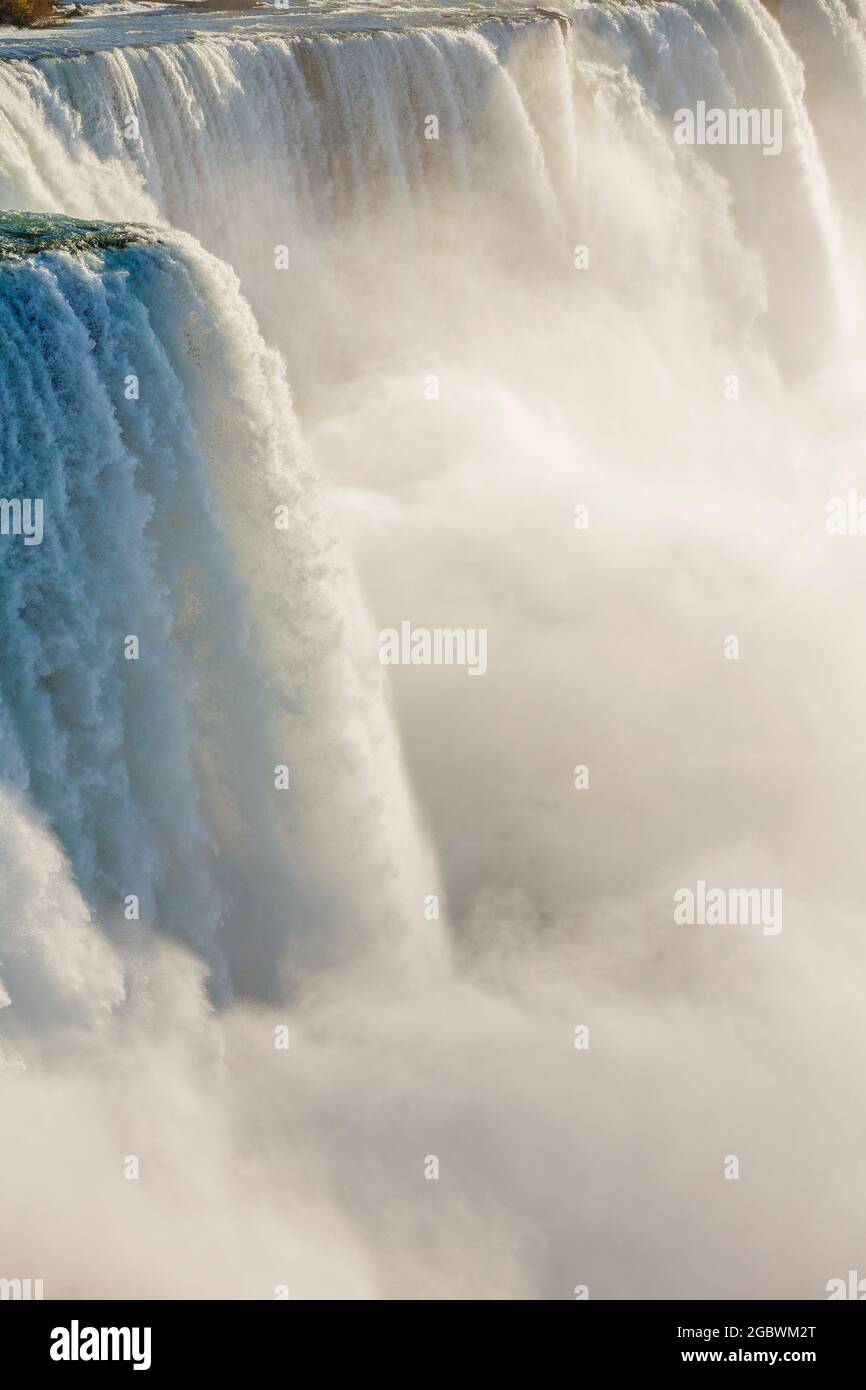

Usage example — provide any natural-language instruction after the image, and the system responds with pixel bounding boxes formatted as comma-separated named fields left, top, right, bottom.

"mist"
left=1, top=0, right=865, bottom=1298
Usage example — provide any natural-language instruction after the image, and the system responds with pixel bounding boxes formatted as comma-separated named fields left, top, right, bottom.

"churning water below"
left=1, top=0, right=865, bottom=1298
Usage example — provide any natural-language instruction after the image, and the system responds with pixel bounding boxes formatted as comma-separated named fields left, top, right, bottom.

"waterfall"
left=0, top=216, right=444, bottom=1000
left=1, top=8, right=857, bottom=389
left=2, top=0, right=866, bottom=1299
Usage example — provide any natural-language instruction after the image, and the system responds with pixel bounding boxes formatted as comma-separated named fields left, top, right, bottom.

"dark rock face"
left=0, top=0, right=59, bottom=28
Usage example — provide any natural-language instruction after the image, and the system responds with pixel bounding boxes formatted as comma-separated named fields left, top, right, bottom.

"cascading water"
left=2, top=0, right=866, bottom=1299
left=0, top=6, right=856, bottom=382
left=0, top=212, right=446, bottom=1001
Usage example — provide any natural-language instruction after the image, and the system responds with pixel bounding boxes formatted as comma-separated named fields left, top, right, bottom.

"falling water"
left=2, top=0, right=866, bottom=1298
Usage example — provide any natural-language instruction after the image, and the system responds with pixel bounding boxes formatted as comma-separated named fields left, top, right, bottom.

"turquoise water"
left=0, top=208, right=149, bottom=254
left=5, top=0, right=866, bottom=1301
